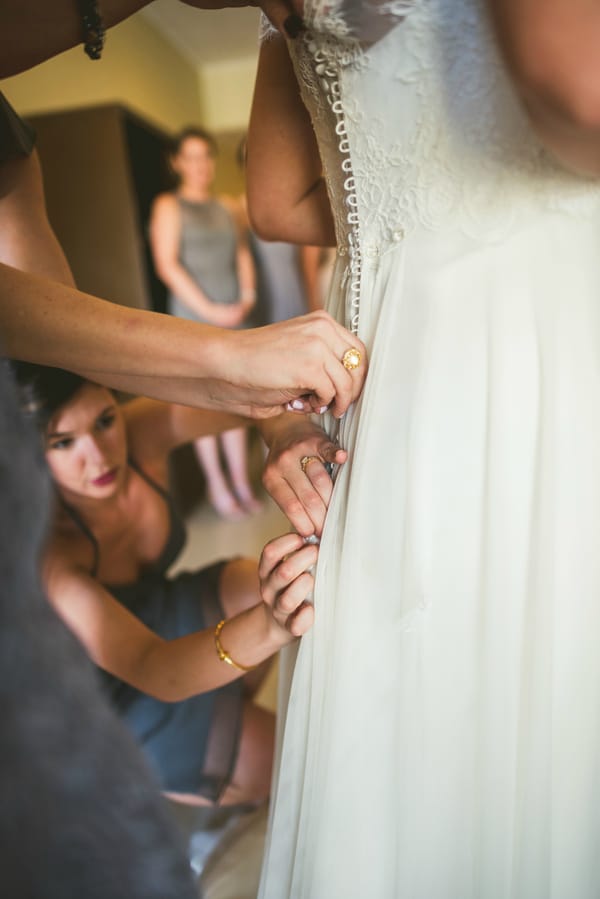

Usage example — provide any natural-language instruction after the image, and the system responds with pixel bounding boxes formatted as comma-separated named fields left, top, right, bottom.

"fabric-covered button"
left=392, top=227, right=405, bottom=242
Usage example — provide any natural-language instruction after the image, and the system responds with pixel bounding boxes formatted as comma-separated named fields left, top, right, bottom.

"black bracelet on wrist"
left=78, top=0, right=106, bottom=60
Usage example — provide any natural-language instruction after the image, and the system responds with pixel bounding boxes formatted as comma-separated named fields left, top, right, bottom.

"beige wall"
left=0, top=15, right=202, bottom=134
left=197, top=55, right=258, bottom=132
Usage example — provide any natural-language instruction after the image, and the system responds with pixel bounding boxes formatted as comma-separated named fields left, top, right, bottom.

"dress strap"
left=127, top=457, right=187, bottom=573
left=58, top=495, right=100, bottom=578
left=128, top=456, right=171, bottom=501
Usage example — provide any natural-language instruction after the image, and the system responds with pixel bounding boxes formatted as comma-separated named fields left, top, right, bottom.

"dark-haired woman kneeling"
left=11, top=362, right=315, bottom=807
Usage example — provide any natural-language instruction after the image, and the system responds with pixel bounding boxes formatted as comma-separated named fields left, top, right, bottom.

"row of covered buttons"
left=338, top=227, right=405, bottom=257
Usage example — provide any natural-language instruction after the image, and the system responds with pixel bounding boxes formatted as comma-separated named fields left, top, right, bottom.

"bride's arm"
left=247, top=34, right=337, bottom=247
left=489, top=0, right=600, bottom=177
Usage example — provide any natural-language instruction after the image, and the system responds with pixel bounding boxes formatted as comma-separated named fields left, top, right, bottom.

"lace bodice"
left=290, top=0, right=600, bottom=261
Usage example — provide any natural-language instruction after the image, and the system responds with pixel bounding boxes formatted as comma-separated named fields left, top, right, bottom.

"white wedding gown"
left=259, top=2, right=600, bottom=896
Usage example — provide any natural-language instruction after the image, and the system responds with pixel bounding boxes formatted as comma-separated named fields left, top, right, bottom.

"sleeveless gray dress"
left=249, top=233, right=308, bottom=324
left=167, top=196, right=240, bottom=324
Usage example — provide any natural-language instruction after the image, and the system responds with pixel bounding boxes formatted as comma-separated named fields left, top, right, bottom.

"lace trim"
left=258, top=12, right=278, bottom=44
left=303, top=33, right=362, bottom=334
left=305, top=0, right=414, bottom=46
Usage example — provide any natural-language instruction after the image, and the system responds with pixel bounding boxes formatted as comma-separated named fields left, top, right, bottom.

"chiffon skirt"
left=259, top=213, right=600, bottom=898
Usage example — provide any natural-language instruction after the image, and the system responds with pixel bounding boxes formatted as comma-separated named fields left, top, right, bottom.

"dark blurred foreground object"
left=0, top=360, right=197, bottom=899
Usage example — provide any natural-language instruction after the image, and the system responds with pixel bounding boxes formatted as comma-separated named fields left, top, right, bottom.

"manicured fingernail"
left=289, top=399, right=305, bottom=411
left=317, top=405, right=329, bottom=414
left=284, top=14, right=305, bottom=39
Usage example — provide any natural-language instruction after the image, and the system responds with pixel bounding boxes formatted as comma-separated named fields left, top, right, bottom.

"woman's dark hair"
left=170, top=126, right=218, bottom=158
left=6, top=361, right=87, bottom=432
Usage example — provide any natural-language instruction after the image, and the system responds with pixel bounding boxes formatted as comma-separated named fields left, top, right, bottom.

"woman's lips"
left=91, top=468, right=118, bottom=487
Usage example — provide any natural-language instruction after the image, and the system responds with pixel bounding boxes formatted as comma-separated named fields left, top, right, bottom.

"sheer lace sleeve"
left=305, top=0, right=415, bottom=47
left=260, top=1, right=413, bottom=47
left=258, top=12, right=279, bottom=44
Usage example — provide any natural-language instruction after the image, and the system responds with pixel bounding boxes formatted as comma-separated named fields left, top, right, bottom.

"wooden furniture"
left=28, top=103, right=172, bottom=312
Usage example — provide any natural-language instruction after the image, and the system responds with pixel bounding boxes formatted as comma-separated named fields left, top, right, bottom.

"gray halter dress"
left=167, top=197, right=242, bottom=325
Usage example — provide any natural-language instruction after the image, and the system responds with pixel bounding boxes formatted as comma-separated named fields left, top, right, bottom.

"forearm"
left=139, top=603, right=286, bottom=701
left=175, top=405, right=249, bottom=438
left=0, top=0, right=149, bottom=77
left=247, top=35, right=336, bottom=245
left=123, top=397, right=251, bottom=461
left=0, top=263, right=232, bottom=402
left=490, top=0, right=600, bottom=176
left=258, top=409, right=318, bottom=449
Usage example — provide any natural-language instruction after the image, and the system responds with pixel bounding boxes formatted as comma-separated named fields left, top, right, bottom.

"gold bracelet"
left=214, top=619, right=259, bottom=673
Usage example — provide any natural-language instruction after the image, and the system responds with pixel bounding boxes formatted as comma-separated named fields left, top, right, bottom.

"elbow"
left=247, top=197, right=285, bottom=242
left=153, top=261, right=175, bottom=288
left=151, top=686, right=181, bottom=704
left=145, top=676, right=189, bottom=704
left=246, top=171, right=292, bottom=241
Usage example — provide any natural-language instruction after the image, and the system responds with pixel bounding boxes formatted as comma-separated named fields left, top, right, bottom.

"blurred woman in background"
left=150, top=128, right=262, bottom=520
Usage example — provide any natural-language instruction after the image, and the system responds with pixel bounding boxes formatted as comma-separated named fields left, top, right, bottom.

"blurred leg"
left=165, top=559, right=275, bottom=807
left=220, top=427, right=263, bottom=514
left=218, top=700, right=275, bottom=805
left=194, top=433, right=245, bottom=520
left=165, top=699, right=275, bottom=808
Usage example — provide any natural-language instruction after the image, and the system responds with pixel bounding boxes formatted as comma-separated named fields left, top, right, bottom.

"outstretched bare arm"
left=0, top=147, right=365, bottom=417
left=0, top=0, right=305, bottom=78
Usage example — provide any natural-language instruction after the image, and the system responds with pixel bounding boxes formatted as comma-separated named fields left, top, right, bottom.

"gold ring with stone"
left=342, top=347, right=362, bottom=371
left=300, top=455, right=321, bottom=474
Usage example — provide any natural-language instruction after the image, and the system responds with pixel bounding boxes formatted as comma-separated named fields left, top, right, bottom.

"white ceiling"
left=141, top=1, right=261, bottom=66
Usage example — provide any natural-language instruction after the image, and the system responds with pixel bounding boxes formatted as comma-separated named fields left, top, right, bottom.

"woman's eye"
left=96, top=413, right=115, bottom=431
left=48, top=438, right=73, bottom=451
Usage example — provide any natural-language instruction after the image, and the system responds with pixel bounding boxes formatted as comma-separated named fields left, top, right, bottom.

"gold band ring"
left=300, top=455, right=321, bottom=474
left=342, top=347, right=362, bottom=371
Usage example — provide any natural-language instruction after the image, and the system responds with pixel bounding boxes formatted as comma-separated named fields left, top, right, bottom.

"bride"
left=249, top=1, right=600, bottom=896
